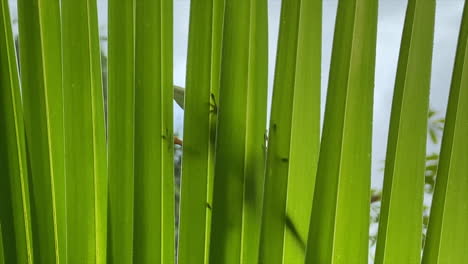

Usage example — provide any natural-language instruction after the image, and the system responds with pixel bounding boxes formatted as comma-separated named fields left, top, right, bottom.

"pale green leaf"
left=174, top=85, right=185, bottom=109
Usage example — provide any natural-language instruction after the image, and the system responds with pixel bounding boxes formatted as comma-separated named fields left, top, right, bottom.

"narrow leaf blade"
left=375, top=1, right=436, bottom=263
left=0, top=0, right=33, bottom=262
left=178, top=0, right=224, bottom=263
left=17, top=0, right=65, bottom=261
left=61, top=0, right=108, bottom=261
left=107, top=0, right=135, bottom=262
left=305, top=0, right=378, bottom=262
left=259, top=0, right=321, bottom=263
left=133, top=0, right=174, bottom=262
left=208, top=0, right=268, bottom=262
left=422, top=2, right=468, bottom=263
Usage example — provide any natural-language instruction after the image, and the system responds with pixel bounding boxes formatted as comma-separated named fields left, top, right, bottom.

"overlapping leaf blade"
left=208, top=0, right=268, bottom=262
left=422, top=2, right=468, bottom=263
left=107, top=0, right=135, bottom=262
left=16, top=0, right=65, bottom=262
left=133, top=0, right=174, bottom=263
left=305, top=0, right=378, bottom=263
left=259, top=0, right=321, bottom=263
left=0, top=0, right=33, bottom=262
left=178, top=0, right=224, bottom=263
left=375, top=1, right=436, bottom=263
left=61, top=0, right=108, bottom=262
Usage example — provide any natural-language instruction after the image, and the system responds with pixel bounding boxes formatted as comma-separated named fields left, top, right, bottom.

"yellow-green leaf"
left=133, top=0, right=174, bottom=262
left=259, top=0, right=321, bottom=263
left=422, top=2, right=468, bottom=263
left=61, top=0, right=108, bottom=262
left=208, top=0, right=268, bottom=262
left=375, top=1, right=436, bottom=263
left=178, top=0, right=223, bottom=263
left=305, top=0, right=378, bottom=263
left=107, top=0, right=135, bottom=262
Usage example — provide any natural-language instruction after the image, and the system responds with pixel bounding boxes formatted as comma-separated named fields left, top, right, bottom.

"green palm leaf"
left=16, top=0, right=65, bottom=262
left=133, top=0, right=174, bottom=262
left=61, top=0, right=107, bottom=262
left=178, top=0, right=223, bottom=263
left=375, top=1, right=436, bottom=263
left=208, top=0, right=268, bottom=262
left=259, top=0, right=321, bottom=263
left=0, top=0, right=33, bottom=262
left=107, top=0, right=135, bottom=262
left=305, top=0, right=378, bottom=263
left=422, top=2, right=468, bottom=263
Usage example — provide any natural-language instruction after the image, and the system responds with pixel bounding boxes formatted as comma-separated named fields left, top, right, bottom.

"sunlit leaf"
left=423, top=2, right=468, bottom=263
left=259, top=0, right=321, bottom=263
left=107, top=0, right=135, bottom=262
left=178, top=0, right=223, bottom=263
left=305, top=0, right=378, bottom=263
left=61, top=0, right=107, bottom=261
left=134, top=0, right=174, bottom=262
left=375, top=0, right=436, bottom=263
left=209, top=0, right=268, bottom=262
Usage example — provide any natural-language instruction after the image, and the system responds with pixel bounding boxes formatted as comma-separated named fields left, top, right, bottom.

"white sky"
left=7, top=0, right=465, bottom=188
